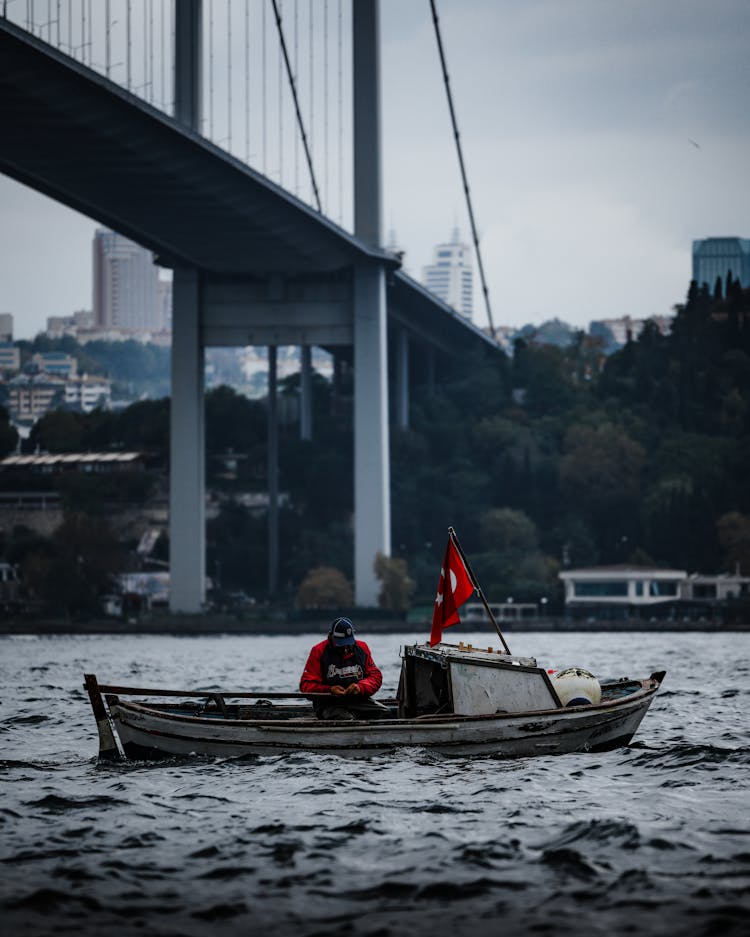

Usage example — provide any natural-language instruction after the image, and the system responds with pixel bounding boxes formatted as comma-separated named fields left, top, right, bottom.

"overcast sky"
left=1, top=0, right=749, bottom=339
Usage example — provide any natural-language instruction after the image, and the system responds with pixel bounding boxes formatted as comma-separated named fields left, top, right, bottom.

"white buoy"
left=552, top=668, right=602, bottom=707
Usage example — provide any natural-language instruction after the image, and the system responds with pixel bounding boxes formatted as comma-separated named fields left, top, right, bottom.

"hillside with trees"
left=2, top=278, right=748, bottom=616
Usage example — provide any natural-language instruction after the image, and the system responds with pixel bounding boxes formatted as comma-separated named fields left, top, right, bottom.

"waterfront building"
left=692, top=237, right=750, bottom=290
left=423, top=228, right=474, bottom=320
left=559, top=566, right=750, bottom=619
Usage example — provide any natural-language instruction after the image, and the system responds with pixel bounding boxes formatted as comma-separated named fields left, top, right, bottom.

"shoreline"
left=1, top=616, right=747, bottom=636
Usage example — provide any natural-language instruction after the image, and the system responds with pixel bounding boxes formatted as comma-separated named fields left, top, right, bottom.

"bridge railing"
left=3, top=0, right=353, bottom=227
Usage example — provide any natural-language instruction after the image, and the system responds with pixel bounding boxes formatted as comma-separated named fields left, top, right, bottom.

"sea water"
left=1, top=631, right=748, bottom=936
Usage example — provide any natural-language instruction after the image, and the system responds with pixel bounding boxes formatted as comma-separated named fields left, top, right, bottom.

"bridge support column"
left=395, top=327, right=409, bottom=430
left=354, top=263, right=391, bottom=606
left=267, top=345, right=279, bottom=596
left=353, top=0, right=390, bottom=606
left=169, top=267, right=205, bottom=612
left=300, top=345, right=313, bottom=441
left=174, top=0, right=202, bottom=130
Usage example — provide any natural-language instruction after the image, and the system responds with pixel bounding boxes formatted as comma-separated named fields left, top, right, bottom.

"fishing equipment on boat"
left=552, top=668, right=602, bottom=707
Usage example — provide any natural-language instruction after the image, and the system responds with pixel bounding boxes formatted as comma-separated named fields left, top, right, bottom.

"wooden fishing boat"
left=84, top=642, right=666, bottom=761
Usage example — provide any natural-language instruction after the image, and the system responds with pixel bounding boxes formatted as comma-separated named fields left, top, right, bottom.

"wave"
left=24, top=794, right=127, bottom=812
left=625, top=742, right=750, bottom=770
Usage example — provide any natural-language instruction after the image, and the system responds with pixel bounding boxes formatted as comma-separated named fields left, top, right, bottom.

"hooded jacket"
left=299, top=639, right=382, bottom=697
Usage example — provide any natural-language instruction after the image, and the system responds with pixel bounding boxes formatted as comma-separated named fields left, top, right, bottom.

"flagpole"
left=448, top=527, right=511, bottom=654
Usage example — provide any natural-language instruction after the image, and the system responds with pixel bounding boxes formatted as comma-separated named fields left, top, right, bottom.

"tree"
left=28, top=409, right=86, bottom=452
left=0, top=405, right=18, bottom=458
left=296, top=566, right=353, bottom=608
left=374, top=553, right=415, bottom=612
left=717, top=512, right=750, bottom=575
left=21, top=513, right=125, bottom=616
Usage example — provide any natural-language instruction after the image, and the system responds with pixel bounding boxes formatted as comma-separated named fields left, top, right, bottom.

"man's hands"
left=330, top=683, right=361, bottom=696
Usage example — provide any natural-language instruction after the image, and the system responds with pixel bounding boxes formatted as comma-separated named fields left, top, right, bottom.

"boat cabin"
left=398, top=643, right=562, bottom=718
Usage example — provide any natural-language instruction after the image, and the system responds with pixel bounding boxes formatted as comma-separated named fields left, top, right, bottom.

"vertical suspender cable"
left=160, top=0, right=165, bottom=108
left=246, top=0, right=251, bottom=161
left=227, top=0, right=232, bottom=151
left=209, top=0, right=214, bottom=138
left=105, top=0, right=110, bottom=77
left=294, top=0, right=299, bottom=193
left=308, top=0, right=313, bottom=204
left=262, top=0, right=267, bottom=173
left=337, top=0, right=342, bottom=225
left=323, top=0, right=328, bottom=214
left=126, top=0, right=131, bottom=89
left=429, top=0, right=497, bottom=340
left=142, top=0, right=147, bottom=93
left=170, top=0, right=175, bottom=114
left=149, top=0, right=154, bottom=102
left=270, top=0, right=321, bottom=212
left=278, top=0, right=283, bottom=184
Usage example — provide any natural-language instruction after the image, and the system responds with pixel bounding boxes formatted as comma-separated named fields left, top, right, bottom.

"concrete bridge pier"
left=169, top=267, right=206, bottom=611
left=353, top=0, right=390, bottom=606
left=169, top=0, right=205, bottom=613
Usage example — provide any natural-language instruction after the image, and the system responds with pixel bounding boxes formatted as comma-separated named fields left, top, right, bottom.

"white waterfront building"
left=559, top=566, right=749, bottom=614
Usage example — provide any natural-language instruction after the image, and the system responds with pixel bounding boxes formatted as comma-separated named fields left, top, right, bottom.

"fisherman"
left=299, top=617, right=386, bottom=720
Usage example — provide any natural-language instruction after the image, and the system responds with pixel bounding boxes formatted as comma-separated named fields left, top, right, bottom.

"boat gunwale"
left=106, top=674, right=662, bottom=731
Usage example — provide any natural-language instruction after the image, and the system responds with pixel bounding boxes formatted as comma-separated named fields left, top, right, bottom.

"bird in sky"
left=688, top=139, right=701, bottom=149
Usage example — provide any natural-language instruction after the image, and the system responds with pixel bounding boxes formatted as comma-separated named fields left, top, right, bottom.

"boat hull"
left=108, top=678, right=661, bottom=760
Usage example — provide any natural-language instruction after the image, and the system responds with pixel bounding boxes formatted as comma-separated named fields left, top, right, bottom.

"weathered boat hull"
left=106, top=675, right=663, bottom=760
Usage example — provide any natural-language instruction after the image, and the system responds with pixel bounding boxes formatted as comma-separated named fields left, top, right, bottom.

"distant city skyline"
left=1, top=0, right=749, bottom=339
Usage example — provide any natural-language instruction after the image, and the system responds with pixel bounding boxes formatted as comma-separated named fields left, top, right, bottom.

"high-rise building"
left=423, top=228, right=473, bottom=320
left=692, top=237, right=750, bottom=290
left=0, top=313, right=13, bottom=341
left=92, top=229, right=169, bottom=333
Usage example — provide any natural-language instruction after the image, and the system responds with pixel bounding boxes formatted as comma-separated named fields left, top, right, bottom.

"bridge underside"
left=0, top=18, right=495, bottom=354
left=0, top=18, right=501, bottom=608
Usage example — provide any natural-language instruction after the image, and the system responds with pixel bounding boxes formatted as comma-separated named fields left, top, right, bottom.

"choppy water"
left=1, top=630, right=748, bottom=937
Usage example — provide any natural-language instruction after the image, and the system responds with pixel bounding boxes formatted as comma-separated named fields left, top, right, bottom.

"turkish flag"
left=430, top=538, right=475, bottom=646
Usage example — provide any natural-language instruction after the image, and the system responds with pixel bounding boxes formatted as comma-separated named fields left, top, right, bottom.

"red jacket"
left=299, top=639, right=382, bottom=697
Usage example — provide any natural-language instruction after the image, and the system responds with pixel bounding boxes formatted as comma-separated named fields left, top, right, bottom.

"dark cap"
left=329, top=617, right=356, bottom=647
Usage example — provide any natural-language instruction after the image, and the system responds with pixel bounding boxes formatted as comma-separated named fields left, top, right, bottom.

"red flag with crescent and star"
left=430, top=537, right=475, bottom=646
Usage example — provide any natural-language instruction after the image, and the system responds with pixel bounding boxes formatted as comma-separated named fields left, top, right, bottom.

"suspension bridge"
left=0, top=0, right=500, bottom=611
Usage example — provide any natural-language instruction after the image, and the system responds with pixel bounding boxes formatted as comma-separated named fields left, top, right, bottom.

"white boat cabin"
left=398, top=643, right=562, bottom=718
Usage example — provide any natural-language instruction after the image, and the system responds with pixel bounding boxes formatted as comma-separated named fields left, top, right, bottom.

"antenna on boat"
left=449, top=527, right=511, bottom=654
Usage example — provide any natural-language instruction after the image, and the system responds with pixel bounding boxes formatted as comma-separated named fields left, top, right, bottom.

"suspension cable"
left=244, top=0, right=250, bottom=162
left=337, top=0, right=342, bottom=224
left=227, top=0, right=232, bottom=151
left=429, top=0, right=497, bottom=340
left=270, top=0, right=322, bottom=212
left=294, top=0, right=299, bottom=193
left=323, top=0, right=329, bottom=214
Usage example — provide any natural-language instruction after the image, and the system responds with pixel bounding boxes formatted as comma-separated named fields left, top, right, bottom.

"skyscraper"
left=92, top=229, right=168, bottom=333
left=423, top=228, right=474, bottom=320
left=692, top=237, right=750, bottom=290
